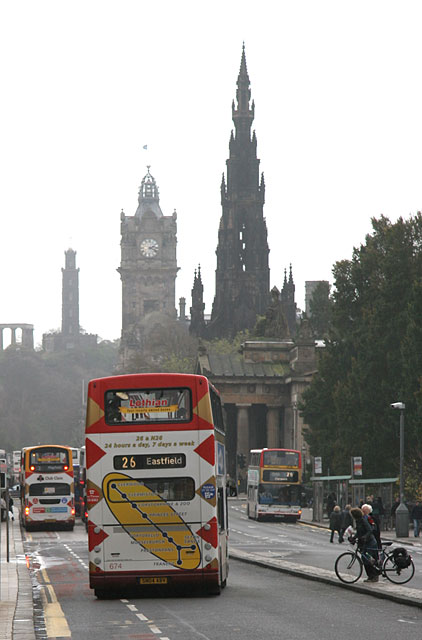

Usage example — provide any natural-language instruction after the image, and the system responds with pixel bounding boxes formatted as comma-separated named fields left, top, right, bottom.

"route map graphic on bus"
left=102, top=472, right=201, bottom=570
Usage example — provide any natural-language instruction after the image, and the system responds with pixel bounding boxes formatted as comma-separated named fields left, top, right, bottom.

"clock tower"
left=118, top=167, right=178, bottom=369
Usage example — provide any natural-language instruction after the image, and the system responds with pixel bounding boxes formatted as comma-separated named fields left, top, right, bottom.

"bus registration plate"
left=139, top=577, right=168, bottom=584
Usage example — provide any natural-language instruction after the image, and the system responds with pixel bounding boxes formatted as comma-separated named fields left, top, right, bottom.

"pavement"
left=1, top=507, right=422, bottom=640
left=0, top=514, right=35, bottom=640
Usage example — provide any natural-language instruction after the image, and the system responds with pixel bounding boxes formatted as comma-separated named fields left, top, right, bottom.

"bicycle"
left=335, top=540, right=415, bottom=585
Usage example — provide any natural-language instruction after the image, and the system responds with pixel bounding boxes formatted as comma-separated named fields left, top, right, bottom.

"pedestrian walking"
left=329, top=505, right=343, bottom=543
left=350, top=507, right=379, bottom=583
left=339, top=504, right=353, bottom=542
left=391, top=497, right=400, bottom=527
left=411, top=501, right=422, bottom=537
left=8, top=495, right=14, bottom=521
left=326, top=492, right=336, bottom=517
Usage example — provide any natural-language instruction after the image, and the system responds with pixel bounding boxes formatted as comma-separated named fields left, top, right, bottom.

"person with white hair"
left=350, top=507, right=379, bottom=583
left=362, top=503, right=381, bottom=550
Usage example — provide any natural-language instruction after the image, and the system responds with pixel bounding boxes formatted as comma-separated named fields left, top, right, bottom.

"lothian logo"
left=37, top=475, right=44, bottom=482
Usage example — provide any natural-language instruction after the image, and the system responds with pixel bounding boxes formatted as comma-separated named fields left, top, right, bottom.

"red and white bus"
left=20, top=445, right=75, bottom=530
left=85, top=373, right=228, bottom=598
left=247, top=448, right=302, bottom=522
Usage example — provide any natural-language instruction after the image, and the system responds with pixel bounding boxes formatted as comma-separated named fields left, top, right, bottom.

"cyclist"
left=350, top=507, right=379, bottom=583
left=362, top=503, right=382, bottom=549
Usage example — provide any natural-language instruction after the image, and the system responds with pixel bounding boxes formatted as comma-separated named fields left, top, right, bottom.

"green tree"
left=0, top=341, right=119, bottom=452
left=301, top=213, right=422, bottom=483
left=308, top=281, right=333, bottom=339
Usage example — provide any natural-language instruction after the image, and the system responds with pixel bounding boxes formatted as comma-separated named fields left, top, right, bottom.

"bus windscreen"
left=105, top=388, right=191, bottom=424
left=29, top=447, right=70, bottom=472
left=262, top=450, right=299, bottom=467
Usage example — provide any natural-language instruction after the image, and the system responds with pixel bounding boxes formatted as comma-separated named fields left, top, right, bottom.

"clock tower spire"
left=118, top=167, right=178, bottom=370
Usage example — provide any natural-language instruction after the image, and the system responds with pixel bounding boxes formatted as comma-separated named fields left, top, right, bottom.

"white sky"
left=2, top=1, right=422, bottom=348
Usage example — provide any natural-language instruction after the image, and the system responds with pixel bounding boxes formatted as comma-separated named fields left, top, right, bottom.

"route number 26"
left=122, top=456, right=137, bottom=469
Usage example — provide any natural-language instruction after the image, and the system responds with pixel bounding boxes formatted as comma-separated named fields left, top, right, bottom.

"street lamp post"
left=391, top=402, right=409, bottom=537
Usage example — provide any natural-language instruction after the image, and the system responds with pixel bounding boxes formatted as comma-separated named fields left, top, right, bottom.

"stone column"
left=236, top=405, right=250, bottom=493
left=266, top=407, right=280, bottom=448
left=283, top=406, right=294, bottom=449
left=11, top=328, right=16, bottom=345
left=22, top=327, right=34, bottom=350
left=236, top=405, right=250, bottom=455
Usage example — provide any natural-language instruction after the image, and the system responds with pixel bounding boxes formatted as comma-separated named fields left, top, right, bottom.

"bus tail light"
left=29, top=465, right=35, bottom=471
left=25, top=506, right=30, bottom=516
left=64, top=465, right=69, bottom=471
left=71, top=508, right=75, bottom=516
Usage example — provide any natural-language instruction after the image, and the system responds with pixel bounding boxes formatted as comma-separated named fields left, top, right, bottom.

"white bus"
left=20, top=445, right=75, bottom=530
left=85, top=373, right=228, bottom=598
left=247, top=448, right=303, bottom=522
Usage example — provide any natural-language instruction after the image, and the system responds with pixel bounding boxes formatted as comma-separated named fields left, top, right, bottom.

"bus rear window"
left=106, top=477, right=195, bottom=502
left=29, top=483, right=71, bottom=497
left=105, top=388, right=191, bottom=425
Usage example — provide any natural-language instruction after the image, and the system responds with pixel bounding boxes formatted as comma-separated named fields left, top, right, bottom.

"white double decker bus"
left=20, top=445, right=75, bottom=530
left=85, top=373, right=228, bottom=598
left=247, top=448, right=303, bottom=522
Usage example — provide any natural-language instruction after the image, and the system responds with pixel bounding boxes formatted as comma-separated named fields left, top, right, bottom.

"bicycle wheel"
left=335, top=551, right=363, bottom=584
left=382, top=553, right=415, bottom=584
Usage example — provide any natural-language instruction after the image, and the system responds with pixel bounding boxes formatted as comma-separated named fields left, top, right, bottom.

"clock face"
left=140, top=238, right=159, bottom=258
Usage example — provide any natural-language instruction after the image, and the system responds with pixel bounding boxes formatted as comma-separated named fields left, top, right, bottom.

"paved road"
left=21, top=520, right=422, bottom=640
left=228, top=498, right=422, bottom=591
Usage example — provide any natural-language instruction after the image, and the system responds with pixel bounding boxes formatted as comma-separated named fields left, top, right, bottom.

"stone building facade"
left=118, top=167, right=178, bottom=370
left=196, top=329, right=318, bottom=490
left=0, top=324, right=34, bottom=350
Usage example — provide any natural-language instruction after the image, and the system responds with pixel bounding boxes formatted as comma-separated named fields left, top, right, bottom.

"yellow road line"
left=40, top=568, right=71, bottom=637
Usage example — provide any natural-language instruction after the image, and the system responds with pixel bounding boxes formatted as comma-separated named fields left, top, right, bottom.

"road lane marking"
left=127, top=604, right=138, bottom=611
left=136, top=613, right=148, bottom=621
left=149, top=624, right=162, bottom=634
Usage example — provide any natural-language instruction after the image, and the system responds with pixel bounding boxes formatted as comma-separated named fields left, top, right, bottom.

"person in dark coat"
left=411, top=501, right=422, bottom=537
left=391, top=497, right=400, bottom=527
left=339, top=504, right=353, bottom=543
left=362, top=503, right=381, bottom=550
left=326, top=492, right=336, bottom=517
left=350, top=507, right=379, bottom=582
left=372, top=496, right=385, bottom=531
left=329, top=505, right=343, bottom=543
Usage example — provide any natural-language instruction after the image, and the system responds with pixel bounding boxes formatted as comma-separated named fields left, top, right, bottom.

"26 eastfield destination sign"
left=114, top=453, right=186, bottom=470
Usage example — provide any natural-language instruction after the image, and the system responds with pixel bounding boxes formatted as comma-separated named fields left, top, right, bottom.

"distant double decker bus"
left=85, top=373, right=228, bottom=598
left=247, top=448, right=302, bottom=522
left=20, top=445, right=75, bottom=530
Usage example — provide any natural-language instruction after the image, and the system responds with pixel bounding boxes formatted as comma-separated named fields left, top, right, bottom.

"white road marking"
left=398, top=619, right=416, bottom=624
left=136, top=613, right=148, bottom=621
left=127, top=604, right=138, bottom=611
left=149, top=624, right=162, bottom=633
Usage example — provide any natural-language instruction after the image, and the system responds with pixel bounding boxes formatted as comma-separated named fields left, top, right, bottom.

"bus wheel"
left=209, top=584, right=221, bottom=596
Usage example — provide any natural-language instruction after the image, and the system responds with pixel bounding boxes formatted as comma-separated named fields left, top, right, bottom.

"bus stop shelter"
left=311, top=475, right=351, bottom=523
left=349, top=477, right=398, bottom=530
